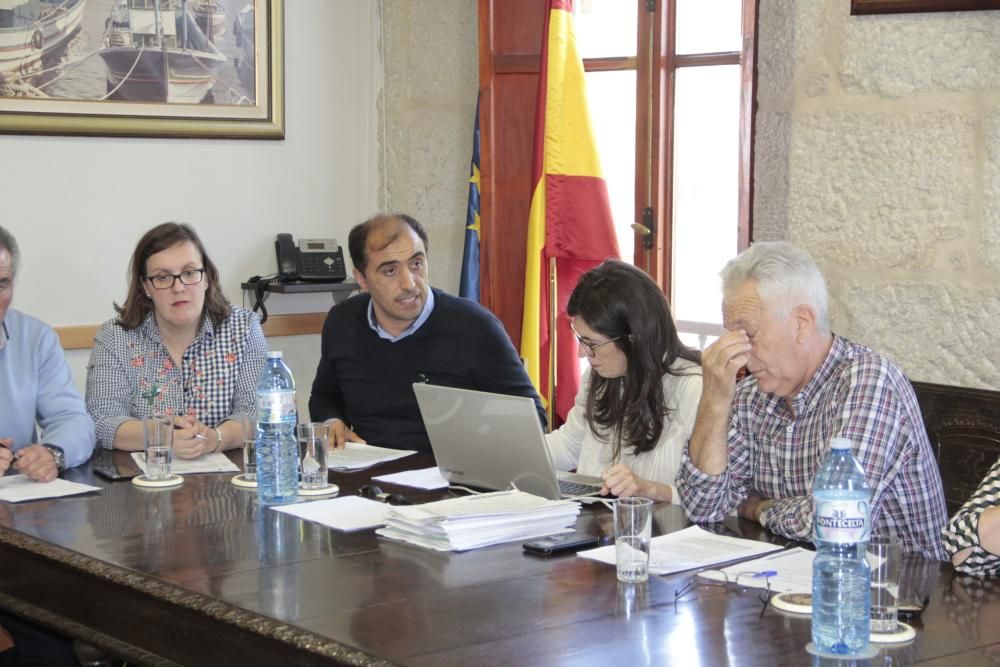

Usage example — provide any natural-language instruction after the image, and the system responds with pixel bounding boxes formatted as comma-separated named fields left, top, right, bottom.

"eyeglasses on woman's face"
left=145, top=268, right=205, bottom=290
left=570, top=323, right=621, bottom=358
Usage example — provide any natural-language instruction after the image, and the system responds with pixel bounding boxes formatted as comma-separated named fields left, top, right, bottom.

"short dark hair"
left=115, top=222, right=231, bottom=330
left=348, top=213, right=429, bottom=274
left=0, top=225, right=20, bottom=279
left=567, top=260, right=700, bottom=458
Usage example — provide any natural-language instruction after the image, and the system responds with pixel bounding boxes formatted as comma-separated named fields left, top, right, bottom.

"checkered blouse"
left=86, top=306, right=267, bottom=448
left=943, top=456, right=1000, bottom=577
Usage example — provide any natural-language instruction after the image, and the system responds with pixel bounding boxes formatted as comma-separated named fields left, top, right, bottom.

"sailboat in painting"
left=99, top=0, right=226, bottom=103
left=0, top=0, right=87, bottom=73
left=191, top=0, right=223, bottom=42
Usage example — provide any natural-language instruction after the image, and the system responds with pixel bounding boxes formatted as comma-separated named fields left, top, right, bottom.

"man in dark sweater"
left=309, top=213, right=545, bottom=454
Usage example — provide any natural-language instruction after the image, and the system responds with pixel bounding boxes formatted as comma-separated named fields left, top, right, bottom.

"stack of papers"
left=326, top=442, right=416, bottom=471
left=0, top=475, right=100, bottom=503
left=376, top=490, right=580, bottom=551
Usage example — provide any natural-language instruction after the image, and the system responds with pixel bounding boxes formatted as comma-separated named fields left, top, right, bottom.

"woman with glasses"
left=85, top=222, right=267, bottom=457
left=545, top=260, right=702, bottom=503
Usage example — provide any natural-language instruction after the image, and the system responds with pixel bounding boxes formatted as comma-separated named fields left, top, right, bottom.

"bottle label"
left=815, top=498, right=870, bottom=543
left=258, top=392, right=296, bottom=422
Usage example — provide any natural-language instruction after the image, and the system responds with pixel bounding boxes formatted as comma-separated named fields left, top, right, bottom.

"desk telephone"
left=275, top=233, right=347, bottom=283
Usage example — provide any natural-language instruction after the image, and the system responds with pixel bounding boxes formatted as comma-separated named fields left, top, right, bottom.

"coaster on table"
left=771, top=592, right=812, bottom=615
left=230, top=474, right=257, bottom=489
left=132, top=474, right=183, bottom=488
left=297, top=484, right=340, bottom=497
left=805, top=643, right=879, bottom=660
left=870, top=622, right=916, bottom=644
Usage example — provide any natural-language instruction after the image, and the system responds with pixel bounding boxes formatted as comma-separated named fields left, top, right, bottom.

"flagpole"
left=547, top=256, right=557, bottom=431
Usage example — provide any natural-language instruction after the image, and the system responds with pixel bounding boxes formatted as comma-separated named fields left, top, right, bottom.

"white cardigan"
left=544, top=359, right=703, bottom=506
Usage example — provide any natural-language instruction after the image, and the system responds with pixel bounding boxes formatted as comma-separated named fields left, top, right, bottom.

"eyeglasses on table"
left=674, top=569, right=775, bottom=616
left=357, top=484, right=413, bottom=505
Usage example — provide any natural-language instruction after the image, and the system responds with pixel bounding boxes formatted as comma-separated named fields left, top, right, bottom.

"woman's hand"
left=600, top=463, right=647, bottom=499
left=170, top=415, right=215, bottom=459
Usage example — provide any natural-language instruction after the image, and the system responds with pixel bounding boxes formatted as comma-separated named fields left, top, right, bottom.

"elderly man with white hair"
left=677, top=241, right=947, bottom=561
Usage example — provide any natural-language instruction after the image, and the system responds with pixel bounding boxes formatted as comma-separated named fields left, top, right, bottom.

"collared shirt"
left=943, top=456, right=1000, bottom=576
left=0, top=309, right=95, bottom=468
left=86, top=306, right=267, bottom=448
left=366, top=288, right=435, bottom=342
left=677, top=334, right=948, bottom=561
left=0, top=321, right=8, bottom=350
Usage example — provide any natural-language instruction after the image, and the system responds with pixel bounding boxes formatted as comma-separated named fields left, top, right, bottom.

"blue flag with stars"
left=459, top=97, right=481, bottom=302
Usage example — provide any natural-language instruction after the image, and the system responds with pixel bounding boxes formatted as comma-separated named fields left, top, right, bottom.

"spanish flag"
left=520, top=0, right=620, bottom=423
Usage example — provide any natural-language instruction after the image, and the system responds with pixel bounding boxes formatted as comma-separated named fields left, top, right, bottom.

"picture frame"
left=0, top=0, right=284, bottom=139
left=851, top=0, right=1000, bottom=14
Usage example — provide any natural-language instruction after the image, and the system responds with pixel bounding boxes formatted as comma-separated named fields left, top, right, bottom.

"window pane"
left=671, top=65, right=740, bottom=328
left=675, top=0, right=742, bottom=55
left=574, top=0, right=637, bottom=59
left=586, top=70, right=637, bottom=265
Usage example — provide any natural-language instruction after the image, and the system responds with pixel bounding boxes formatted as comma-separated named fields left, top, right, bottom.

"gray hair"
left=0, top=225, right=19, bottom=279
left=720, top=241, right=830, bottom=334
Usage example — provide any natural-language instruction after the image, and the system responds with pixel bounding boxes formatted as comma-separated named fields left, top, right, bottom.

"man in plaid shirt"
left=677, top=242, right=947, bottom=560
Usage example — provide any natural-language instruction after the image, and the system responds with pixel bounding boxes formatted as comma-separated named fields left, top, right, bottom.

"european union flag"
left=459, top=97, right=481, bottom=302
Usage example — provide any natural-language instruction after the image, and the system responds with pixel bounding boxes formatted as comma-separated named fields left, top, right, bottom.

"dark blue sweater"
left=308, top=289, right=545, bottom=454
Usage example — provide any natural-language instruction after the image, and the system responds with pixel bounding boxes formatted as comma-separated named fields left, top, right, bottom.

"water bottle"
left=811, top=437, right=871, bottom=656
left=255, top=351, right=298, bottom=505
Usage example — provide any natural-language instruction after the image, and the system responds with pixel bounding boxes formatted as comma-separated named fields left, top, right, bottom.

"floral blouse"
left=85, top=306, right=267, bottom=448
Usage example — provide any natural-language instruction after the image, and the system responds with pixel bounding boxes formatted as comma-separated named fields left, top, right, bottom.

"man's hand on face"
left=13, top=444, right=59, bottom=483
left=701, top=329, right=752, bottom=407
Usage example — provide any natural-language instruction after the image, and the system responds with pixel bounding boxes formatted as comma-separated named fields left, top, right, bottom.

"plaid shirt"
left=86, top=306, right=267, bottom=448
left=678, top=335, right=948, bottom=561
left=942, top=456, right=1000, bottom=576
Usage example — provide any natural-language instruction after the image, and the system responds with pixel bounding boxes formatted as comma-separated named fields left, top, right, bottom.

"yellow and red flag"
left=521, top=0, right=620, bottom=423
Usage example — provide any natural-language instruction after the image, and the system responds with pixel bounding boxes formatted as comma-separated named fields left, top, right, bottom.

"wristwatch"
left=42, top=444, right=66, bottom=472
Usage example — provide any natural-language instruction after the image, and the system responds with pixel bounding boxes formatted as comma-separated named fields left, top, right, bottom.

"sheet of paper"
left=0, top=475, right=101, bottom=503
left=699, top=546, right=815, bottom=593
left=131, top=452, right=240, bottom=475
left=372, top=466, right=449, bottom=490
left=272, top=495, right=390, bottom=531
left=389, top=490, right=578, bottom=523
left=577, top=525, right=785, bottom=576
left=326, top=442, right=416, bottom=471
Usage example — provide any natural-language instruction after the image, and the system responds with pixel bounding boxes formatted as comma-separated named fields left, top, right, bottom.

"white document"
left=577, top=525, right=785, bottom=576
left=326, top=442, right=416, bottom=471
left=373, top=466, right=449, bottom=490
left=0, top=475, right=101, bottom=503
left=131, top=451, right=239, bottom=474
left=272, top=495, right=391, bottom=532
left=699, top=546, right=815, bottom=593
left=388, top=489, right=579, bottom=523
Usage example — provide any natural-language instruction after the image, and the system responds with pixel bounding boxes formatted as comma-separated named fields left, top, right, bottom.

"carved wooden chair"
left=912, top=381, right=1000, bottom=515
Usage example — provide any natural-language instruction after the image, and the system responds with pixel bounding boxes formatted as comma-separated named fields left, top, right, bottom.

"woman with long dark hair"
left=86, top=222, right=267, bottom=457
left=545, top=260, right=702, bottom=503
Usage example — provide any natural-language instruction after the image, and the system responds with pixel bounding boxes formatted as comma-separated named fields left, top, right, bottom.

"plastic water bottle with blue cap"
left=810, top=436, right=872, bottom=657
left=255, top=351, right=298, bottom=505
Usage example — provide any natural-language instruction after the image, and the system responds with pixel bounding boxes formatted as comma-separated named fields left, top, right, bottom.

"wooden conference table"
left=0, top=451, right=997, bottom=666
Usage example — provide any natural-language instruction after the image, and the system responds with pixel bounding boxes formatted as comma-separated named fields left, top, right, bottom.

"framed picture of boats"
left=0, top=0, right=283, bottom=139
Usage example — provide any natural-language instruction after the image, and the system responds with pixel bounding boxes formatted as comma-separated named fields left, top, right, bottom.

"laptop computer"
left=412, top=383, right=604, bottom=500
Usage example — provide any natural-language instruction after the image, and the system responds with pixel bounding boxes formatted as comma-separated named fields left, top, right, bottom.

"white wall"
left=3, top=0, right=382, bottom=416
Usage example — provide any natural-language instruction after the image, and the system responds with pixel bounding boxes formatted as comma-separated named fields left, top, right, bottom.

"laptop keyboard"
left=558, top=479, right=602, bottom=497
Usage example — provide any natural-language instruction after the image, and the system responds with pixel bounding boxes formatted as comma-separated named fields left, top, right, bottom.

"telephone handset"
left=275, top=233, right=347, bottom=282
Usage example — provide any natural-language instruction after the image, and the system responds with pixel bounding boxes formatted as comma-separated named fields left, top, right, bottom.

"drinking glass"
left=241, top=415, right=257, bottom=482
left=614, top=497, right=653, bottom=583
left=296, top=422, right=329, bottom=490
left=868, top=535, right=901, bottom=633
left=143, top=414, right=174, bottom=481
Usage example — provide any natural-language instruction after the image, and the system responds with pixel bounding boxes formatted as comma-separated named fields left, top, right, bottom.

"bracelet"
left=212, top=428, right=223, bottom=453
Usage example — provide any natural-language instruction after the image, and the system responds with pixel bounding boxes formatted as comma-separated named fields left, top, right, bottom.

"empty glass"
left=296, top=422, right=329, bottom=490
left=241, top=414, right=257, bottom=482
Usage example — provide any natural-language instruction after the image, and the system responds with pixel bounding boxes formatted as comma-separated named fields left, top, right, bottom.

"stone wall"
left=379, top=0, right=479, bottom=295
left=754, top=1, right=1000, bottom=390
